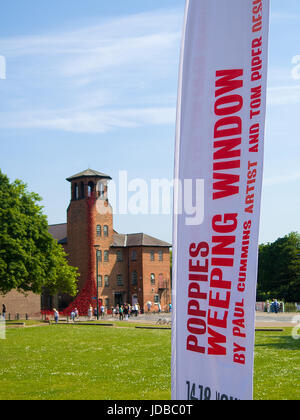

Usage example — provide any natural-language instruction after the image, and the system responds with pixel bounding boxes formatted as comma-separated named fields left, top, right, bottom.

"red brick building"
left=46, top=169, right=171, bottom=314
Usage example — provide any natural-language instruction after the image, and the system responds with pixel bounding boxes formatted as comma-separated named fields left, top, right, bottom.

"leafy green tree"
left=0, top=170, right=78, bottom=296
left=257, top=232, right=300, bottom=302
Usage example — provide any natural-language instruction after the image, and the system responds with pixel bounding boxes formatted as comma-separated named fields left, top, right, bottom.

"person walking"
left=2, top=304, right=6, bottom=320
left=70, top=310, right=76, bottom=322
left=53, top=308, right=59, bottom=324
left=123, top=304, right=129, bottom=321
left=88, top=305, right=93, bottom=320
left=119, top=305, right=124, bottom=321
left=74, top=308, right=79, bottom=320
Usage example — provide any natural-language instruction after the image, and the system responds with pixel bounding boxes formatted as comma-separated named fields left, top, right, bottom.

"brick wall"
left=142, top=247, right=171, bottom=312
left=128, top=247, right=144, bottom=308
left=66, top=198, right=90, bottom=291
left=97, top=247, right=129, bottom=309
left=0, top=290, right=41, bottom=318
left=96, top=245, right=171, bottom=312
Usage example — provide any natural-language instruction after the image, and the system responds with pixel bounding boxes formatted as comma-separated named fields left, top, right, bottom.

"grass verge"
left=0, top=326, right=298, bottom=400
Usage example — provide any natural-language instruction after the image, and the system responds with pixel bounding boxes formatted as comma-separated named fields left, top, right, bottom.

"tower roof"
left=66, top=169, right=112, bottom=182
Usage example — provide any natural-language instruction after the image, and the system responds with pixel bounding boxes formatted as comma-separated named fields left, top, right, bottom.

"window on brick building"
left=104, top=225, right=109, bottom=237
left=117, top=250, right=123, bottom=262
left=158, top=250, right=163, bottom=261
left=132, top=271, right=137, bottom=286
left=151, top=273, right=155, bottom=285
left=105, top=298, right=109, bottom=307
left=98, top=182, right=105, bottom=198
left=117, top=275, right=124, bottom=286
left=154, top=294, right=160, bottom=303
left=97, top=275, right=103, bottom=287
left=150, top=250, right=155, bottom=261
left=88, top=181, right=94, bottom=197
left=131, top=250, right=137, bottom=261
left=96, top=225, right=102, bottom=237
left=97, top=250, right=102, bottom=262
left=74, top=183, right=79, bottom=200
left=104, top=275, right=109, bottom=287
left=72, top=184, right=76, bottom=200
left=104, top=251, right=109, bottom=262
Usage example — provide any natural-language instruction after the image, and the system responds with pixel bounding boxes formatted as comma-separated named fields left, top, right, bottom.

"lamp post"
left=94, top=245, right=100, bottom=320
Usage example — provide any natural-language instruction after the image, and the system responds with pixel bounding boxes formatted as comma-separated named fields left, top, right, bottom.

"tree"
left=257, top=232, right=300, bottom=302
left=0, top=170, right=78, bottom=296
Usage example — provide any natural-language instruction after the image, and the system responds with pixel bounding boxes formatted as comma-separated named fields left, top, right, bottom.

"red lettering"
left=214, top=116, right=242, bottom=139
left=187, top=335, right=205, bottom=354
left=213, top=173, right=240, bottom=200
left=215, top=69, right=244, bottom=97
left=208, top=328, right=227, bottom=356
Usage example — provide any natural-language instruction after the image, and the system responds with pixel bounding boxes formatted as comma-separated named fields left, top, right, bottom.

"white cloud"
left=1, top=9, right=182, bottom=64
left=3, top=6, right=298, bottom=135
left=60, top=32, right=180, bottom=77
left=0, top=106, right=176, bottom=134
left=0, top=8, right=182, bottom=134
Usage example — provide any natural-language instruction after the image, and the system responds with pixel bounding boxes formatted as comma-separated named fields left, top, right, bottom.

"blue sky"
left=0, top=0, right=299, bottom=244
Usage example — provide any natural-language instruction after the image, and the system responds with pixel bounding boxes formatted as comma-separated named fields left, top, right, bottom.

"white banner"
left=172, top=0, right=270, bottom=401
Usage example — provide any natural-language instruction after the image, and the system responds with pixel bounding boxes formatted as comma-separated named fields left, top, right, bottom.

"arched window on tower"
left=73, top=183, right=79, bottom=200
left=98, top=181, right=105, bottom=199
left=80, top=182, right=85, bottom=199
left=88, top=181, right=94, bottom=197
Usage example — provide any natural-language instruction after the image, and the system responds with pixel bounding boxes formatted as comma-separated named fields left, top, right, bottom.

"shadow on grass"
left=255, top=334, right=300, bottom=351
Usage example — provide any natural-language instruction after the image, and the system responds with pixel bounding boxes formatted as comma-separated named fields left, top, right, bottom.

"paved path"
left=33, top=312, right=299, bottom=329
left=96, top=312, right=299, bottom=328
left=255, top=312, right=298, bottom=328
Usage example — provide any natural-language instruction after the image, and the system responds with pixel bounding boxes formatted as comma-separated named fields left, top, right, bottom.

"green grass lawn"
left=0, top=325, right=299, bottom=400
left=253, top=329, right=300, bottom=400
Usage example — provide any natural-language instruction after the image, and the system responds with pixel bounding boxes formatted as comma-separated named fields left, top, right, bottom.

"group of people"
left=114, top=303, right=140, bottom=321
left=87, top=305, right=106, bottom=320
left=267, top=299, right=283, bottom=314
left=84, top=303, right=141, bottom=321
left=70, top=308, right=80, bottom=322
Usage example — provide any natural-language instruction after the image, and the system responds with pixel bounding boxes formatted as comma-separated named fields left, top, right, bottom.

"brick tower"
left=46, top=168, right=171, bottom=316
left=65, top=169, right=113, bottom=314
